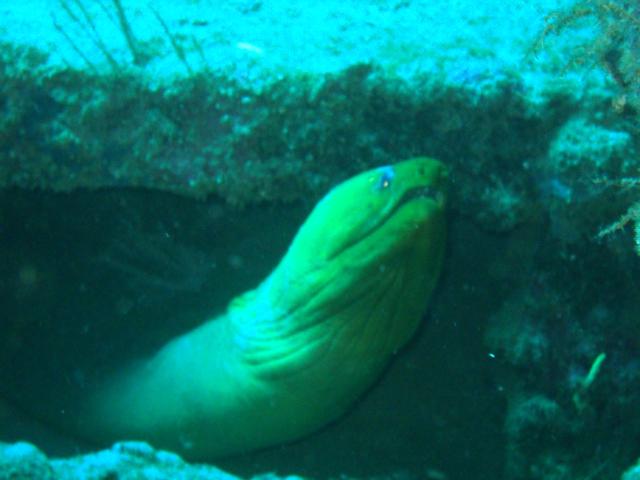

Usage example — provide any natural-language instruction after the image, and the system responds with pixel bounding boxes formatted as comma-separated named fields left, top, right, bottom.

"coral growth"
left=538, top=0, right=640, bottom=256
left=539, top=0, right=640, bottom=115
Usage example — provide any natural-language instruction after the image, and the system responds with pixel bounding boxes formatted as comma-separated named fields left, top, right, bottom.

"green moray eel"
left=77, top=157, right=447, bottom=459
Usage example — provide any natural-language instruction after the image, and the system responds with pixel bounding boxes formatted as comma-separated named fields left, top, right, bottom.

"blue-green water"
left=1, top=0, right=639, bottom=479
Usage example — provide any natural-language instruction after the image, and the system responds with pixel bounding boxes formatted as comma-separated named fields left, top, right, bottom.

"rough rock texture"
left=623, top=460, right=640, bottom=480
left=0, top=440, right=309, bottom=480
left=0, top=442, right=56, bottom=480
left=0, top=0, right=629, bottom=227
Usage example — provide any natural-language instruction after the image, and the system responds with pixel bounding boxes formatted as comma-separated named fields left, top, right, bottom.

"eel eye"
left=376, top=166, right=395, bottom=191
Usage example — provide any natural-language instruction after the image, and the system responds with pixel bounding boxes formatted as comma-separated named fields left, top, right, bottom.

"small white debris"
left=236, top=42, right=263, bottom=55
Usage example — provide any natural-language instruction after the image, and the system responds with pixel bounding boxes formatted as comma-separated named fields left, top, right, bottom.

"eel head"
left=236, top=157, right=447, bottom=381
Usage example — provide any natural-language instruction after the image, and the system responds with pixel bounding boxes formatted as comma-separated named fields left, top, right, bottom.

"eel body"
left=77, top=157, right=447, bottom=459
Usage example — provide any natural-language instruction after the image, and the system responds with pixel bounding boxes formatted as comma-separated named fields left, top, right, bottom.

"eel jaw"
left=398, top=184, right=444, bottom=207
left=384, top=184, right=445, bottom=225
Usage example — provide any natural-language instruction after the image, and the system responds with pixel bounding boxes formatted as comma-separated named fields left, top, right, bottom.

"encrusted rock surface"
left=0, top=440, right=310, bottom=480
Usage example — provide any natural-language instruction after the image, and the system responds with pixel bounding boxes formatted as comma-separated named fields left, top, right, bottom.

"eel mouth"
left=391, top=184, right=445, bottom=216
left=397, top=185, right=440, bottom=206
left=326, top=184, right=444, bottom=261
